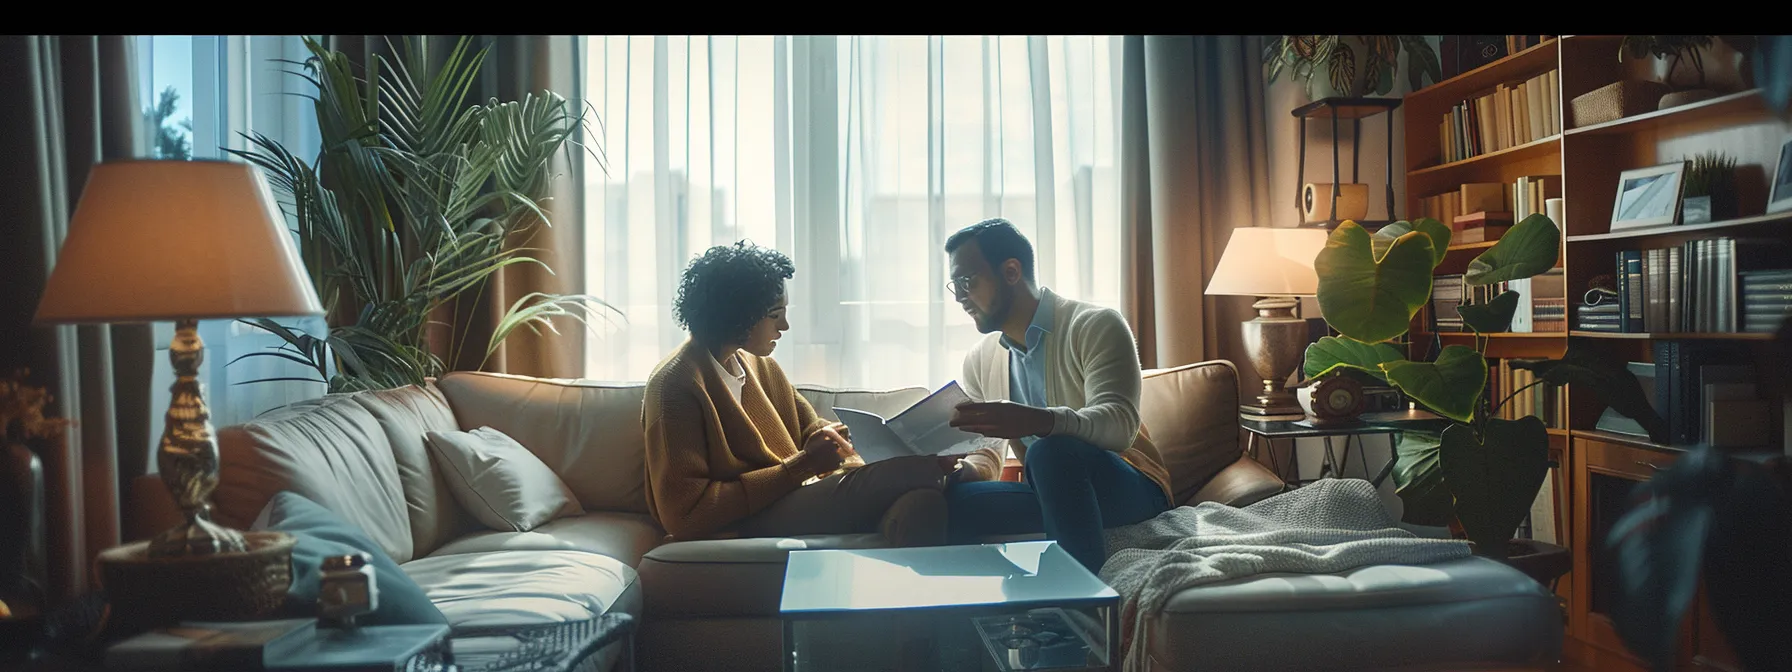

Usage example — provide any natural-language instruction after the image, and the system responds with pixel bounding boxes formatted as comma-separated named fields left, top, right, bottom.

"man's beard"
left=974, top=286, right=1013, bottom=334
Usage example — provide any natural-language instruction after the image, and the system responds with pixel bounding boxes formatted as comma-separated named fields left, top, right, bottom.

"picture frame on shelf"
left=1768, top=134, right=1792, bottom=214
left=1610, top=161, right=1689, bottom=232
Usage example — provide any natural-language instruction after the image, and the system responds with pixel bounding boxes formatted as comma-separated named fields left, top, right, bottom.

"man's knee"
left=1023, top=436, right=1101, bottom=477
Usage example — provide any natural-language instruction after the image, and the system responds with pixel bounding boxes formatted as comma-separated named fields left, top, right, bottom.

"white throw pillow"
left=424, top=426, right=584, bottom=532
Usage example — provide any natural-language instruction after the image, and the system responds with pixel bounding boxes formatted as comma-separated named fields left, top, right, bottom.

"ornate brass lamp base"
left=1240, top=297, right=1308, bottom=421
left=147, top=318, right=246, bottom=557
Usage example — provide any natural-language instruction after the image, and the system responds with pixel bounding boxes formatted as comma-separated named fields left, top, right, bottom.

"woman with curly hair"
left=642, top=241, right=953, bottom=546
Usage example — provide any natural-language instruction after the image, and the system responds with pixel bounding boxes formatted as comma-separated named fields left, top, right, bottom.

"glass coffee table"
left=780, top=541, right=1117, bottom=672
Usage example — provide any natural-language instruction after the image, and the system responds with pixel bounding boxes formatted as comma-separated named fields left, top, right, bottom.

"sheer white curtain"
left=580, top=35, right=1125, bottom=389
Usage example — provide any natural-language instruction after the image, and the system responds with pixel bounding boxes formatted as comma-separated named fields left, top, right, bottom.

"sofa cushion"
left=352, top=383, right=473, bottom=557
left=253, top=491, right=448, bottom=627
left=217, top=393, right=414, bottom=562
left=1145, top=556, right=1562, bottom=671
left=427, top=511, right=664, bottom=568
left=637, top=534, right=886, bottom=618
left=425, top=426, right=585, bottom=532
left=1140, top=361, right=1250, bottom=507
left=402, top=549, right=638, bottom=629
left=437, top=372, right=651, bottom=514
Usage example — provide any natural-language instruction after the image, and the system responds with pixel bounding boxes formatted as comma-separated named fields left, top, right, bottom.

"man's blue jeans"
left=945, top=435, right=1170, bottom=572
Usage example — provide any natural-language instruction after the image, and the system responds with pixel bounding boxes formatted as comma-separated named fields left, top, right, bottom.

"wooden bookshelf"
left=1403, top=34, right=1790, bottom=672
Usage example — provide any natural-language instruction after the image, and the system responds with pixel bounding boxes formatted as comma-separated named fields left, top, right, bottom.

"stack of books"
left=1613, top=238, right=1788, bottom=333
left=1742, top=268, right=1792, bottom=334
left=1576, top=290, right=1623, bottom=332
left=1433, top=274, right=1466, bottom=331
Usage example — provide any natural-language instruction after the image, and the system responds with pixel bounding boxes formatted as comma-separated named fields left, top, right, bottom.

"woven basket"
left=1570, top=80, right=1671, bottom=128
left=95, top=531, right=295, bottom=632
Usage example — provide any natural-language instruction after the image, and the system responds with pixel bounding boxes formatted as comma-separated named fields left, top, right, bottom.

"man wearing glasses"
left=941, top=218, right=1172, bottom=573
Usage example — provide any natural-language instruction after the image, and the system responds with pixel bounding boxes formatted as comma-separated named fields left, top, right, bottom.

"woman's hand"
left=790, top=423, right=853, bottom=478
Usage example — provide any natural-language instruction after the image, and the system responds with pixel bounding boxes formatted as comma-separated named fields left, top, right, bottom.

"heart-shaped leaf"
left=1391, top=430, right=1454, bottom=526
left=1606, top=444, right=1724, bottom=670
left=1512, top=345, right=1667, bottom=443
left=1302, top=336, right=1406, bottom=383
left=1315, top=220, right=1435, bottom=344
left=1466, top=212, right=1561, bottom=285
left=1459, top=290, right=1521, bottom=334
left=1381, top=345, right=1487, bottom=423
left=1440, top=417, right=1551, bottom=559
left=1374, top=217, right=1453, bottom=268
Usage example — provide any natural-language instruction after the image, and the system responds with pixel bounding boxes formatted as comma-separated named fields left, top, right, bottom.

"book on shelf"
left=1654, top=342, right=1753, bottom=445
left=1427, top=269, right=1564, bottom=333
left=1612, top=238, right=1789, bottom=334
left=1433, top=68, right=1559, bottom=165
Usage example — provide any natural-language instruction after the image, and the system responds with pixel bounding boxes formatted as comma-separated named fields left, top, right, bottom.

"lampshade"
left=33, top=160, right=324, bottom=324
left=1203, top=227, right=1328, bottom=298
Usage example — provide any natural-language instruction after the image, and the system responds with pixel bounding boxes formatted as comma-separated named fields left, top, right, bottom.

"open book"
left=834, top=380, right=988, bottom=463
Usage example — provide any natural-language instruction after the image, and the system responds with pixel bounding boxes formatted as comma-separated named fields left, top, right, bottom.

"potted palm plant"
left=1305, top=215, right=1666, bottom=581
left=231, top=36, right=614, bottom=393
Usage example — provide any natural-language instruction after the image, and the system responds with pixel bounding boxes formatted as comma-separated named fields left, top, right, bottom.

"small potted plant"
left=1264, top=35, right=1442, bottom=99
left=1307, top=215, right=1665, bottom=583
left=0, top=369, right=71, bottom=659
left=1682, top=151, right=1739, bottom=223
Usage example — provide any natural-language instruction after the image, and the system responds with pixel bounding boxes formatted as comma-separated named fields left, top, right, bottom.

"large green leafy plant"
left=231, top=37, right=612, bottom=392
left=1306, top=216, right=1665, bottom=558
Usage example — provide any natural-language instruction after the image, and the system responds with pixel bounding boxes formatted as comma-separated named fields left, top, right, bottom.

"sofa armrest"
left=1185, top=456, right=1285, bottom=508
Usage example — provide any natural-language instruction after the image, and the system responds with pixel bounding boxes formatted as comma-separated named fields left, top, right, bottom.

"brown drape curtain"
left=1122, top=35, right=1273, bottom=392
left=327, top=35, right=588, bottom=379
left=0, top=35, right=152, bottom=605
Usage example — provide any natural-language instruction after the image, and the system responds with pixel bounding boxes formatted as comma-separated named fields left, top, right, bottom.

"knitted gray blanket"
left=1098, top=479, right=1472, bottom=671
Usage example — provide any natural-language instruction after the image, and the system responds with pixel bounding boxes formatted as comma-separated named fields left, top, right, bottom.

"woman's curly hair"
left=674, top=241, right=796, bottom=347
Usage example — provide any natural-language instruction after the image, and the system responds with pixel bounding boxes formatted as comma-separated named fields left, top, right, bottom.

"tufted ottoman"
left=1139, top=555, right=1562, bottom=671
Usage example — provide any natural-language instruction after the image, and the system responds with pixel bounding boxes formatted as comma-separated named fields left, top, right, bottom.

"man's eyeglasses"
left=945, top=274, right=978, bottom=298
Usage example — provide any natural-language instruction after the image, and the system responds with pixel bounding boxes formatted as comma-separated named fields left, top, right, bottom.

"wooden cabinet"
left=1568, top=436, right=1693, bottom=670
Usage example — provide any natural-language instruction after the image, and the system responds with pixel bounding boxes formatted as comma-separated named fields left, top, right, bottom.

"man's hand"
left=950, top=400, right=1053, bottom=439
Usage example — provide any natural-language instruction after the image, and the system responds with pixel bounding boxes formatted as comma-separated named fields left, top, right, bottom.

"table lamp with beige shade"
left=33, top=159, right=323, bottom=627
left=1203, top=227, right=1329, bottom=422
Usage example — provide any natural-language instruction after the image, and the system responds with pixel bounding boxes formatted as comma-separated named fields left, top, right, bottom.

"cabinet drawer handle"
left=1635, top=460, right=1665, bottom=472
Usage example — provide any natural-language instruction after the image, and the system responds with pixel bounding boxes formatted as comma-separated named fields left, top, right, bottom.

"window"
left=579, top=36, right=1125, bottom=388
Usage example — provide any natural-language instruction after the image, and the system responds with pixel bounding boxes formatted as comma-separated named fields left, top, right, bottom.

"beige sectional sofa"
left=128, top=360, right=1280, bottom=670
left=130, top=360, right=1560, bottom=671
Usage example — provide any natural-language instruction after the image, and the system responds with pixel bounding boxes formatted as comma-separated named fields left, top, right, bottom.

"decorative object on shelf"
left=1439, top=35, right=1509, bottom=79
left=318, top=552, right=379, bottom=630
left=33, top=159, right=326, bottom=629
left=232, top=36, right=615, bottom=394
left=1681, top=151, right=1739, bottom=224
left=1768, top=133, right=1792, bottom=214
left=1609, top=161, right=1690, bottom=232
left=1308, top=214, right=1664, bottom=565
left=1569, top=80, right=1672, bottom=129
left=1289, top=97, right=1403, bottom=229
left=1264, top=36, right=1442, bottom=99
left=1622, top=35, right=1723, bottom=109
left=1205, top=227, right=1331, bottom=422
left=1302, top=182, right=1369, bottom=224
left=1294, top=372, right=1367, bottom=428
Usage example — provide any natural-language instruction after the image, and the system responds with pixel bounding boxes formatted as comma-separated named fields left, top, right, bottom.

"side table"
left=1241, top=410, right=1449, bottom=487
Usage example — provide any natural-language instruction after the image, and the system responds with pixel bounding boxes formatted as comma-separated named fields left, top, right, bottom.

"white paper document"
left=833, top=380, right=988, bottom=463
